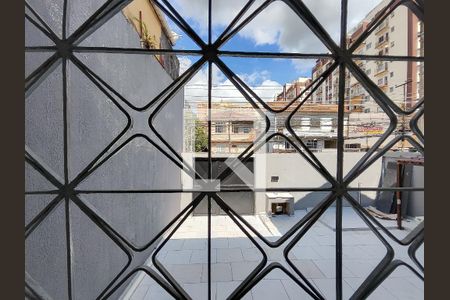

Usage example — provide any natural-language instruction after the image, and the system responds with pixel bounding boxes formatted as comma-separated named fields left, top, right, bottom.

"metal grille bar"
left=25, top=0, right=425, bottom=299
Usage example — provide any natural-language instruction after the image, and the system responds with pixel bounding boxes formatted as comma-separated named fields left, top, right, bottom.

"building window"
left=215, top=122, right=226, bottom=133
left=391, top=26, right=395, bottom=32
left=232, top=124, right=252, bottom=134
left=345, top=143, right=361, bottom=149
left=390, top=72, right=394, bottom=78
left=391, top=41, right=395, bottom=47
left=366, top=42, right=372, bottom=50
left=305, top=139, right=318, bottom=149
left=284, top=141, right=293, bottom=149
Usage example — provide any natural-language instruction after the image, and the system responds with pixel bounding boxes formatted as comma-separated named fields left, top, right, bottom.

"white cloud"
left=171, top=0, right=385, bottom=53
left=291, top=59, right=316, bottom=77
left=181, top=57, right=283, bottom=104
left=174, top=1, right=385, bottom=104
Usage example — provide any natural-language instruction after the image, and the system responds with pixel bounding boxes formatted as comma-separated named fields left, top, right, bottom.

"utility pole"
left=394, top=79, right=413, bottom=151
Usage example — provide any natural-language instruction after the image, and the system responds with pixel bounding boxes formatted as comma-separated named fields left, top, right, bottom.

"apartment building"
left=311, top=0, right=423, bottom=109
left=349, top=2, right=422, bottom=109
left=310, top=60, right=353, bottom=107
left=310, top=0, right=423, bottom=150
left=275, top=77, right=312, bottom=102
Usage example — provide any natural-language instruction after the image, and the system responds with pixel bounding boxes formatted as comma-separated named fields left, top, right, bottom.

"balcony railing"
left=375, top=36, right=389, bottom=48
left=375, top=62, right=389, bottom=75
left=375, top=20, right=389, bottom=34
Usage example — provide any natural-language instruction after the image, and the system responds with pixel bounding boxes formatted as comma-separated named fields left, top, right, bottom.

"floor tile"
left=163, top=250, right=192, bottom=265
left=231, top=261, right=260, bottom=281
left=312, top=259, right=354, bottom=278
left=216, top=281, right=253, bottom=300
left=250, top=279, right=290, bottom=300
left=190, top=249, right=217, bottom=264
left=201, top=263, right=233, bottom=282
left=165, top=264, right=203, bottom=284
left=128, top=213, right=424, bottom=299
left=290, top=259, right=326, bottom=279
left=290, top=246, right=322, bottom=260
left=183, top=283, right=215, bottom=300
left=312, top=278, right=354, bottom=300
left=216, top=248, right=244, bottom=263
left=211, top=238, right=229, bottom=249
left=183, top=238, right=207, bottom=250
left=242, top=248, right=263, bottom=262
left=281, top=279, right=317, bottom=300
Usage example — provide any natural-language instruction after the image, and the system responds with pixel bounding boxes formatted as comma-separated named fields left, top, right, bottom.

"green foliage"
left=133, top=17, right=157, bottom=49
left=195, top=121, right=208, bottom=152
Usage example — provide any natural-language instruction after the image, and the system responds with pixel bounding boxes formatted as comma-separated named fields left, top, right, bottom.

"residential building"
left=310, top=60, right=352, bottom=106
left=193, top=102, right=261, bottom=154
left=310, top=0, right=424, bottom=150
left=275, top=77, right=312, bottom=102
left=190, top=101, right=351, bottom=154
left=122, top=0, right=180, bottom=79
left=266, top=101, right=349, bottom=152
left=346, top=1, right=422, bottom=111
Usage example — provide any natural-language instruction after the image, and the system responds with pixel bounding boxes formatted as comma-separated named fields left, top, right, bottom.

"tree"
left=195, top=121, right=208, bottom=152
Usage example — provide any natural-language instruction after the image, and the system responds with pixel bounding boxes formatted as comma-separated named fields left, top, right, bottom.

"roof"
left=266, top=102, right=348, bottom=113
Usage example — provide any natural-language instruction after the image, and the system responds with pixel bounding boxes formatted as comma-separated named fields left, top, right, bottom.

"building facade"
left=266, top=101, right=348, bottom=152
left=190, top=102, right=349, bottom=154
left=309, top=0, right=424, bottom=151
left=122, top=0, right=180, bottom=79
left=193, top=102, right=261, bottom=154
left=275, top=77, right=312, bottom=102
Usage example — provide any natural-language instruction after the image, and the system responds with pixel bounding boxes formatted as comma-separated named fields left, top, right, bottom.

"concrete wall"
left=25, top=3, right=183, bottom=299
left=255, top=151, right=424, bottom=213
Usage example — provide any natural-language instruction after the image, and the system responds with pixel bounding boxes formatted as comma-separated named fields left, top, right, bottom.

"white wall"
left=254, top=152, right=383, bottom=211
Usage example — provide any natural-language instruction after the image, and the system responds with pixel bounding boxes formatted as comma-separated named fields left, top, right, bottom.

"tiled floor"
left=122, top=208, right=424, bottom=300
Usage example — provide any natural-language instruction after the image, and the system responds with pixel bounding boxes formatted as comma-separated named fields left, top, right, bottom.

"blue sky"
left=170, top=22, right=314, bottom=86
left=160, top=0, right=382, bottom=102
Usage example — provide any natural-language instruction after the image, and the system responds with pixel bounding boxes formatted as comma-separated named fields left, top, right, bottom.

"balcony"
left=375, top=36, right=389, bottom=49
left=375, top=20, right=389, bottom=35
left=374, top=62, right=389, bottom=76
